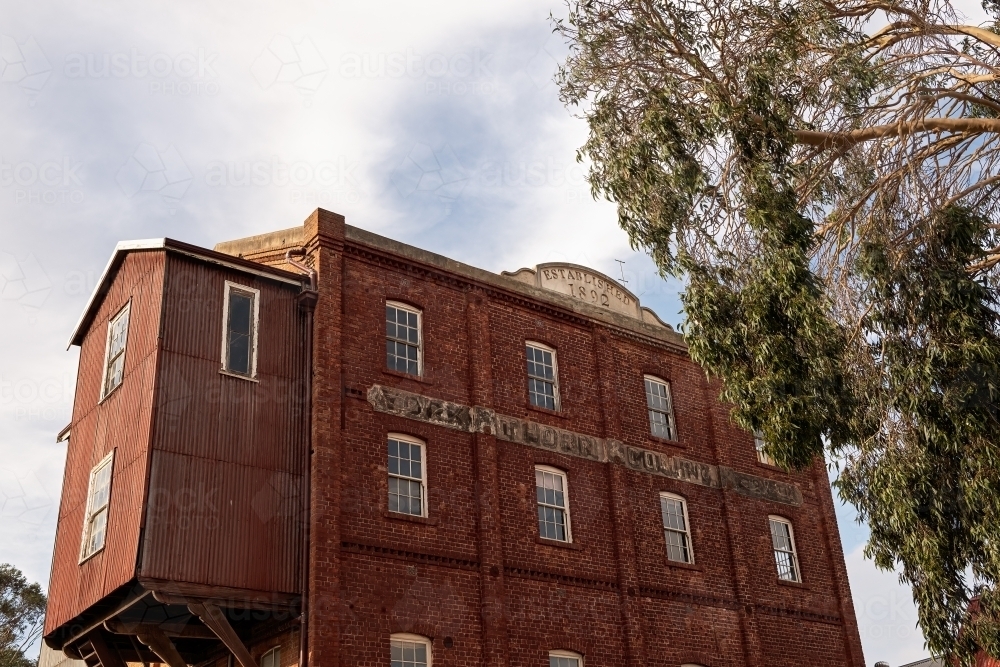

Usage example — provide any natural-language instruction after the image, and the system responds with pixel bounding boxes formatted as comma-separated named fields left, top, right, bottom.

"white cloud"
left=846, top=542, right=932, bottom=666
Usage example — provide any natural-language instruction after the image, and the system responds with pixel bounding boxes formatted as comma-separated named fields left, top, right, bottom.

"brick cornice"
left=341, top=239, right=687, bottom=354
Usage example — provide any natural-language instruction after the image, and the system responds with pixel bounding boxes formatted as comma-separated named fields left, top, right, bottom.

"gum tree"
left=557, top=0, right=1000, bottom=661
left=0, top=564, right=46, bottom=667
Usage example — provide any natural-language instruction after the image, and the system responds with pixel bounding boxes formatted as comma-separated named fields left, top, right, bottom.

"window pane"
left=665, top=529, right=689, bottom=563
left=88, top=507, right=107, bottom=554
left=226, top=291, right=253, bottom=374
left=92, top=464, right=112, bottom=510
left=770, top=519, right=799, bottom=581
left=110, top=312, right=129, bottom=357
left=536, top=469, right=569, bottom=541
left=388, top=439, right=424, bottom=516
left=645, top=378, right=675, bottom=439
left=386, top=306, right=421, bottom=376
left=391, top=639, right=428, bottom=667
left=105, top=351, right=124, bottom=394
left=527, top=345, right=558, bottom=409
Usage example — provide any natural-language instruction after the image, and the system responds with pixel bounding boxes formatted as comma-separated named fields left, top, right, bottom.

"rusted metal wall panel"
left=44, top=251, right=165, bottom=635
left=138, top=254, right=306, bottom=595
left=142, top=450, right=302, bottom=593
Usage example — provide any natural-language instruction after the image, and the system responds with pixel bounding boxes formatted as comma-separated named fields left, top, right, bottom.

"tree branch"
left=794, top=117, right=1000, bottom=148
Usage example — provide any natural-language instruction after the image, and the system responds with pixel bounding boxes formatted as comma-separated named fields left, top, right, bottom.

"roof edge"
left=67, top=238, right=306, bottom=349
left=343, top=225, right=687, bottom=350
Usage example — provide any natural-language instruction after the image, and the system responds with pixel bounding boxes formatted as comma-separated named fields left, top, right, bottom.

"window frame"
left=385, top=300, right=424, bottom=377
left=387, top=434, right=428, bottom=518
left=390, top=632, right=433, bottom=667
left=260, top=647, right=280, bottom=667
left=643, top=375, right=677, bottom=441
left=99, top=302, right=131, bottom=401
left=548, top=649, right=583, bottom=667
left=525, top=341, right=561, bottom=411
left=534, top=464, right=572, bottom=543
left=769, top=515, right=802, bottom=583
left=79, top=450, right=115, bottom=563
left=221, top=281, right=261, bottom=379
left=754, top=430, right=777, bottom=466
left=659, top=491, right=694, bottom=564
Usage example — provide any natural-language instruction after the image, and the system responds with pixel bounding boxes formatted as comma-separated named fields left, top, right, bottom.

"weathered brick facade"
left=42, top=207, right=864, bottom=667
left=217, top=209, right=866, bottom=667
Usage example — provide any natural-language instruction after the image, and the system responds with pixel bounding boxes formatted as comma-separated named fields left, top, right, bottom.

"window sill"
left=97, top=384, right=122, bottom=405
left=664, top=559, right=702, bottom=572
left=78, top=546, right=105, bottom=565
left=219, top=368, right=259, bottom=383
left=754, top=461, right=788, bottom=474
left=383, top=510, right=439, bottom=526
left=383, top=368, right=431, bottom=384
left=535, top=536, right=582, bottom=550
left=775, top=578, right=808, bottom=590
left=526, top=404, right=566, bottom=420
left=648, top=434, right=685, bottom=449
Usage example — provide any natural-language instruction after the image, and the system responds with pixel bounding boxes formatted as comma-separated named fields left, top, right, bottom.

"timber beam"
left=135, top=627, right=189, bottom=667
left=188, top=602, right=259, bottom=667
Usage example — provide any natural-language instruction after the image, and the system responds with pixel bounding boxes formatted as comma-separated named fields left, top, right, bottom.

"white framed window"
left=549, top=650, right=583, bottom=667
left=79, top=451, right=114, bottom=562
left=390, top=633, right=432, bottom=667
left=221, top=281, right=260, bottom=378
left=754, top=430, right=776, bottom=466
left=644, top=375, right=676, bottom=440
left=535, top=465, right=571, bottom=542
left=100, top=303, right=131, bottom=399
left=660, top=492, right=693, bottom=564
left=260, top=647, right=280, bottom=667
left=769, top=516, right=801, bottom=582
left=526, top=342, right=560, bottom=410
left=386, top=301, right=422, bottom=376
left=388, top=435, right=427, bottom=517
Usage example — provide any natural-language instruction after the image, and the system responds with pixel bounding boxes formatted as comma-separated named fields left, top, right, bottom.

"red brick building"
left=42, top=208, right=865, bottom=667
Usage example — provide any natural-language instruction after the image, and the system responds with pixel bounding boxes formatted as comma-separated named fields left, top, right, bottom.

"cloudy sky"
left=1, top=0, right=989, bottom=664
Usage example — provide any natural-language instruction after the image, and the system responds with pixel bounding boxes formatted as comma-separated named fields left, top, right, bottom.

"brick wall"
left=240, top=209, right=865, bottom=667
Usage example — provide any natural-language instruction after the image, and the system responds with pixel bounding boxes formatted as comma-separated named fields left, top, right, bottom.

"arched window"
left=390, top=633, right=432, bottom=667
left=388, top=434, right=427, bottom=517
left=769, top=515, right=801, bottom=582
left=549, top=649, right=583, bottom=667
left=260, top=646, right=280, bottom=667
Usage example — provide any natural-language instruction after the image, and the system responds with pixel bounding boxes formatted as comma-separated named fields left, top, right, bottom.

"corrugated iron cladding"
left=45, top=251, right=166, bottom=635
left=139, top=254, right=307, bottom=595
